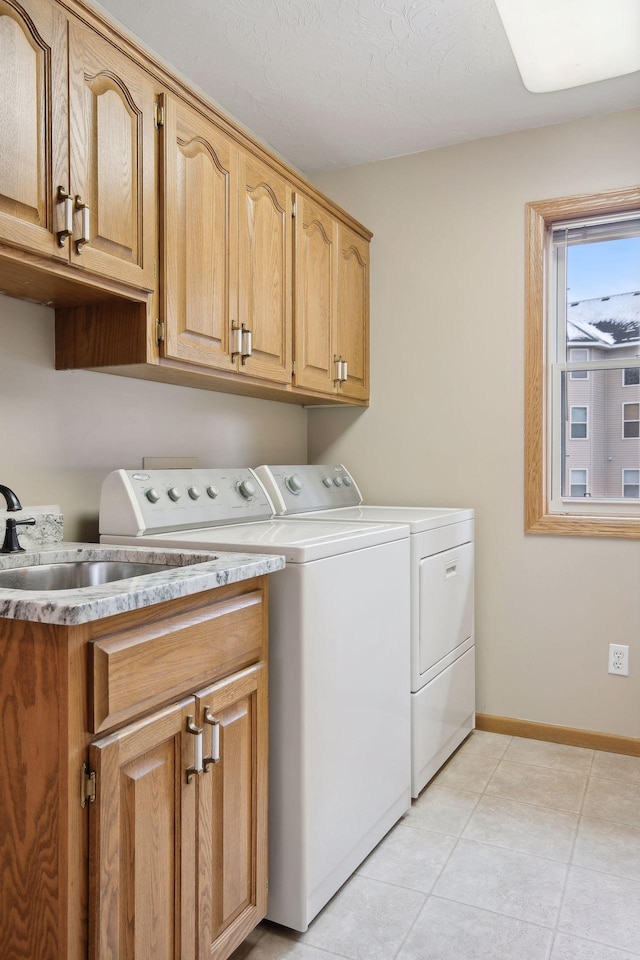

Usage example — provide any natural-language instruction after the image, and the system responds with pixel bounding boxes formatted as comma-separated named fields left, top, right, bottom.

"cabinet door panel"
left=90, top=698, right=196, bottom=960
left=196, top=663, right=267, bottom=960
left=0, top=0, right=67, bottom=259
left=238, top=153, right=292, bottom=383
left=68, top=21, right=155, bottom=289
left=336, top=225, right=369, bottom=401
left=163, top=94, right=237, bottom=371
left=293, top=193, right=337, bottom=394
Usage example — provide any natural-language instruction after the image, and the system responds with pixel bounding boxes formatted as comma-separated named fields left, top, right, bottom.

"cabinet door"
left=89, top=698, right=197, bottom=960
left=0, top=0, right=68, bottom=259
left=237, top=152, right=292, bottom=383
left=162, top=94, right=237, bottom=372
left=68, top=20, right=156, bottom=289
left=336, top=224, right=369, bottom=401
left=196, top=663, right=267, bottom=960
left=293, top=193, right=338, bottom=395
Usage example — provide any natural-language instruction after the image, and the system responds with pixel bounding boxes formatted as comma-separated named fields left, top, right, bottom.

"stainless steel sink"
left=0, top=560, right=180, bottom=591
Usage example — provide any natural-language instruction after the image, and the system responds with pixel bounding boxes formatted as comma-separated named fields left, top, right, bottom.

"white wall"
left=310, top=108, right=640, bottom=738
left=0, top=294, right=307, bottom=541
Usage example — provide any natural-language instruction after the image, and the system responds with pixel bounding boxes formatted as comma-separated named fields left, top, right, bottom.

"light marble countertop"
left=0, top=542, right=285, bottom=625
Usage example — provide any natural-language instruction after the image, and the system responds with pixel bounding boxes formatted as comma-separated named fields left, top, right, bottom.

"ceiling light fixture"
left=494, top=0, right=640, bottom=93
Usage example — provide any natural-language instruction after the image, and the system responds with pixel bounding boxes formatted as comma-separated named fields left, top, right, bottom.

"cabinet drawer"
left=91, top=588, right=265, bottom=732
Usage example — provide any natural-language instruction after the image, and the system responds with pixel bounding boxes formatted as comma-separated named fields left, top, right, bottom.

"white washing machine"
left=254, top=464, right=475, bottom=797
left=99, top=467, right=411, bottom=931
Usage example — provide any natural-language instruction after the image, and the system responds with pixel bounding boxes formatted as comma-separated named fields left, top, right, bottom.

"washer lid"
left=129, top=518, right=410, bottom=563
left=293, top=505, right=474, bottom=534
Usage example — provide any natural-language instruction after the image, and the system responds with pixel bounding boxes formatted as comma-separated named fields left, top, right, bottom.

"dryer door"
left=418, top=542, right=474, bottom=676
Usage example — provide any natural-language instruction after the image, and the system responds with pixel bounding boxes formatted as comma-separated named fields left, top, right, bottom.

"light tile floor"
left=231, top=732, right=640, bottom=960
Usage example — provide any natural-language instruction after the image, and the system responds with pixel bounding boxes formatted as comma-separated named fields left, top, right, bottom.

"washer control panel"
left=100, top=468, right=273, bottom=536
left=253, top=464, right=362, bottom=515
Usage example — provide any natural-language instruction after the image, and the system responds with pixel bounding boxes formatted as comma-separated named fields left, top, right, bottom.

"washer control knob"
left=188, top=486, right=201, bottom=500
left=334, top=476, right=343, bottom=486
left=285, top=474, right=303, bottom=494
left=145, top=487, right=161, bottom=503
left=322, top=477, right=333, bottom=487
left=167, top=487, right=182, bottom=502
left=237, top=478, right=257, bottom=500
left=206, top=485, right=219, bottom=499
left=343, top=476, right=352, bottom=486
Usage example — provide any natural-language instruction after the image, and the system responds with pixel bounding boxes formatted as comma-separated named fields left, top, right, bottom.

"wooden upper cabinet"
left=67, top=20, right=156, bottom=289
left=336, top=224, right=369, bottom=401
left=195, top=663, right=267, bottom=960
left=0, top=0, right=68, bottom=260
left=162, top=94, right=237, bottom=372
left=237, top=152, right=292, bottom=383
left=293, top=192, right=337, bottom=394
left=90, top=697, right=197, bottom=960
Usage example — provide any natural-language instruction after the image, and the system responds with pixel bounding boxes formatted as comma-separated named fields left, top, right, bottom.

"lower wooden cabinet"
left=89, top=663, right=267, bottom=960
left=0, top=577, right=269, bottom=960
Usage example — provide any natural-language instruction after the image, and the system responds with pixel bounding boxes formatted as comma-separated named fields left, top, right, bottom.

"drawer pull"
left=203, top=707, right=220, bottom=771
left=74, top=196, right=91, bottom=253
left=185, top=715, right=203, bottom=783
left=445, top=560, right=458, bottom=579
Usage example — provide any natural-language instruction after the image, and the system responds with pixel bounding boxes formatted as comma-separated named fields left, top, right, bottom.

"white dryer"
left=254, top=464, right=475, bottom=797
left=99, top=467, right=411, bottom=931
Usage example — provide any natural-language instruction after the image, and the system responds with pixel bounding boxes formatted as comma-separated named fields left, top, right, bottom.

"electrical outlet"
left=608, top=643, right=629, bottom=676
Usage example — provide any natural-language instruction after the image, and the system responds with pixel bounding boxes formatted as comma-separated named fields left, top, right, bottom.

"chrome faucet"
left=0, top=484, right=23, bottom=512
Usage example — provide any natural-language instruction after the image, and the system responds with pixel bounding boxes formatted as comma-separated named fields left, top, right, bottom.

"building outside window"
left=623, top=469, right=640, bottom=498
left=525, top=187, right=640, bottom=535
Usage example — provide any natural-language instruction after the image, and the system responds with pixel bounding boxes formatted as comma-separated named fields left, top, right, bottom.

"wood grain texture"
left=92, top=589, right=266, bottom=733
left=237, top=150, right=292, bottom=385
left=89, top=698, right=196, bottom=960
left=55, top=299, right=149, bottom=367
left=524, top=186, right=640, bottom=540
left=195, top=663, right=268, bottom=960
left=0, top=0, right=68, bottom=261
left=162, top=92, right=237, bottom=373
left=293, top=192, right=338, bottom=396
left=0, top=617, right=63, bottom=960
left=336, top=223, right=369, bottom=401
left=476, top=713, right=640, bottom=757
left=67, top=17, right=156, bottom=289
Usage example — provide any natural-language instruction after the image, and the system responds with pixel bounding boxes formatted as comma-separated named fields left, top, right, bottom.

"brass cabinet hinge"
left=154, top=103, right=165, bottom=129
left=292, top=359, right=296, bottom=376
left=81, top=763, right=96, bottom=807
left=156, top=318, right=165, bottom=344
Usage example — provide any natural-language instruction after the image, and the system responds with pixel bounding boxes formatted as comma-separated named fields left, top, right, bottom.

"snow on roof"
left=567, top=293, right=640, bottom=346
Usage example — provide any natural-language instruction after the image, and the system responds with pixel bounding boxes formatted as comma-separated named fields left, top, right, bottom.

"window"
left=623, top=470, right=640, bottom=498
left=623, top=402, right=640, bottom=438
left=569, top=406, right=588, bottom=439
left=569, top=348, right=589, bottom=379
left=570, top=469, right=588, bottom=498
left=525, top=186, right=640, bottom=537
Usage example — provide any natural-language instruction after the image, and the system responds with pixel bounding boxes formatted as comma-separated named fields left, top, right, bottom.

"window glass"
left=569, top=406, right=588, bottom=439
left=570, top=469, right=588, bottom=497
left=623, top=469, right=640, bottom=498
left=623, top=403, right=640, bottom=438
left=624, top=368, right=640, bottom=386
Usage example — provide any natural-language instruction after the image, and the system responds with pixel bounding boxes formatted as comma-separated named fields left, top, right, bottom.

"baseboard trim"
left=476, top=713, right=640, bottom=757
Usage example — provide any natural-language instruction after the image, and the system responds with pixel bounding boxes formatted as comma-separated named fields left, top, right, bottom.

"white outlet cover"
left=608, top=643, right=630, bottom=677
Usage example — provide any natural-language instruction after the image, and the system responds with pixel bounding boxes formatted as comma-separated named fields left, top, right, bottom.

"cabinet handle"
left=185, top=715, right=203, bottom=783
left=341, top=359, right=348, bottom=383
left=334, top=356, right=344, bottom=385
left=202, top=707, right=220, bottom=771
left=57, top=187, right=73, bottom=247
left=240, top=325, right=252, bottom=364
left=74, top=196, right=91, bottom=253
left=231, top=324, right=242, bottom=361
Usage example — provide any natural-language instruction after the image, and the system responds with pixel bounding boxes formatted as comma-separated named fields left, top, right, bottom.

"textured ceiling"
left=93, top=0, right=640, bottom=173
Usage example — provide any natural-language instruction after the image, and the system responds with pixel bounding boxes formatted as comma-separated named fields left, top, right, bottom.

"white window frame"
left=569, top=468, right=588, bottom=498
left=525, top=186, right=640, bottom=537
left=622, top=401, right=640, bottom=439
left=622, top=469, right=640, bottom=499
left=569, top=348, right=589, bottom=379
left=569, top=405, right=589, bottom=440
